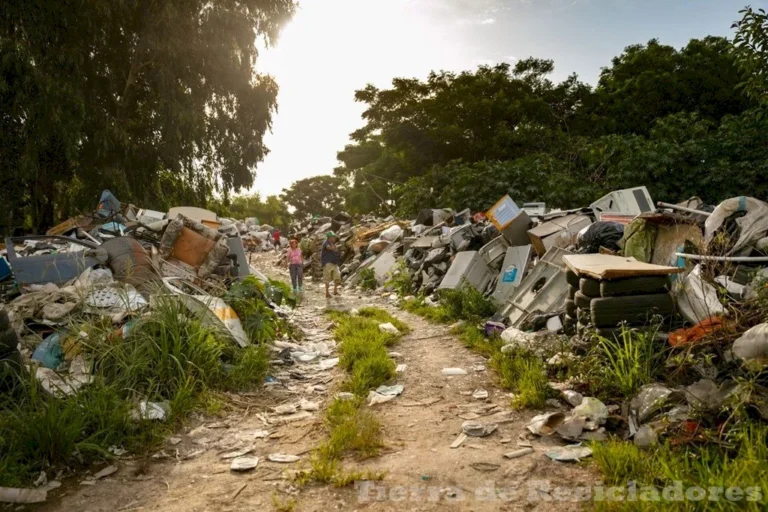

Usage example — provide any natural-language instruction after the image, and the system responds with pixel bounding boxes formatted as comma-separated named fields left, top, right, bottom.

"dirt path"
left=38, top=254, right=598, bottom=512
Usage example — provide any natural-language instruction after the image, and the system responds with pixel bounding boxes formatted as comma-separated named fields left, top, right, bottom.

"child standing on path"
left=286, top=238, right=304, bottom=294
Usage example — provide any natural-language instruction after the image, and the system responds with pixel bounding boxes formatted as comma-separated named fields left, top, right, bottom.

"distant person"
left=286, top=238, right=304, bottom=294
left=321, top=231, right=341, bottom=298
left=272, top=228, right=281, bottom=252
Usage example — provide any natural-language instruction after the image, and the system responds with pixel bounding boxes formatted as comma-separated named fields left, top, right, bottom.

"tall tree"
left=281, top=176, right=347, bottom=220
left=581, top=37, right=755, bottom=136
left=0, top=0, right=295, bottom=233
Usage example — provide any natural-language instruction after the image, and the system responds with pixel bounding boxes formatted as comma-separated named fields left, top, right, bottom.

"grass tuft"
left=298, top=308, right=405, bottom=487
left=359, top=268, right=378, bottom=291
left=0, top=275, right=284, bottom=487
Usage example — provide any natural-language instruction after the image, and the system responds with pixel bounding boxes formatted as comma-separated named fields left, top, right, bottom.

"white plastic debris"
left=503, top=448, right=534, bottom=459
left=396, top=364, right=407, bottom=373
left=272, top=411, right=312, bottom=424
left=368, top=384, right=404, bottom=406
left=634, top=425, right=659, bottom=449
left=675, top=265, right=726, bottom=324
left=136, top=401, right=169, bottom=421
left=90, top=466, right=118, bottom=480
left=732, top=323, right=768, bottom=370
left=555, top=416, right=586, bottom=440
left=562, top=390, right=584, bottom=407
left=462, top=420, right=498, bottom=437
left=318, top=357, right=339, bottom=370
left=526, top=412, right=566, bottom=436
left=0, top=487, right=47, bottom=504
left=274, top=404, right=297, bottom=415
left=573, top=397, right=608, bottom=425
left=299, top=399, right=320, bottom=412
left=546, top=444, right=592, bottom=462
left=630, top=384, right=676, bottom=423
left=267, top=453, right=301, bottom=463
left=546, top=316, right=563, bottom=332
left=450, top=433, right=468, bottom=449
left=336, top=392, right=355, bottom=401
left=230, top=456, right=259, bottom=471
left=442, top=368, right=467, bottom=376
left=379, top=322, right=401, bottom=335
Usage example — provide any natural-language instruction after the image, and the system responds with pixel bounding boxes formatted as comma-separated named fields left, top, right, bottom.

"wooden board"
left=563, top=254, right=683, bottom=280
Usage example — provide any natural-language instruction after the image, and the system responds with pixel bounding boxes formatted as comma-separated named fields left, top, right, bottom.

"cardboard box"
left=527, top=214, right=592, bottom=256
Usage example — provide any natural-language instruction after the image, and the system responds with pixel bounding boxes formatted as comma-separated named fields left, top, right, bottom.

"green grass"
left=490, top=346, right=552, bottom=410
left=356, top=307, right=410, bottom=333
left=385, top=260, right=414, bottom=296
left=455, top=324, right=552, bottom=410
left=271, top=494, right=297, bottom=512
left=330, top=309, right=405, bottom=395
left=400, top=285, right=496, bottom=324
left=0, top=282, right=279, bottom=487
left=359, top=268, right=378, bottom=291
left=572, top=325, right=667, bottom=401
left=401, top=298, right=454, bottom=323
left=298, top=308, right=405, bottom=487
left=591, top=424, right=768, bottom=511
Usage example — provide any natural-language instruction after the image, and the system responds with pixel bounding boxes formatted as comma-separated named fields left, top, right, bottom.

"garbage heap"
left=0, top=190, right=293, bottom=397
left=307, top=188, right=768, bottom=449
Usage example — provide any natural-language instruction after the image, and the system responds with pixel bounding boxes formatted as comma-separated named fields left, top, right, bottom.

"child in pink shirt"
left=286, top=238, right=304, bottom=293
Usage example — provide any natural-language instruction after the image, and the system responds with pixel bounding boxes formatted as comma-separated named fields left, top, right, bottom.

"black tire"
left=574, top=291, right=593, bottom=309
left=577, top=308, right=591, bottom=324
left=599, top=276, right=669, bottom=297
left=565, top=299, right=577, bottom=317
left=568, top=286, right=577, bottom=300
left=590, top=293, right=674, bottom=328
left=579, top=277, right=601, bottom=297
left=566, top=270, right=580, bottom=288
left=0, top=310, right=9, bottom=331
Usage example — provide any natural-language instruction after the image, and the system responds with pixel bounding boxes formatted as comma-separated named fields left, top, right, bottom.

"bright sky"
left=250, top=0, right=763, bottom=198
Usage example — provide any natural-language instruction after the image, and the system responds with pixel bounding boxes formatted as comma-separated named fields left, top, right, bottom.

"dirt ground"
left=35, top=254, right=599, bottom=512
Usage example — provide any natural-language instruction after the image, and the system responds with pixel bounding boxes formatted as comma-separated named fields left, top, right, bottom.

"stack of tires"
left=564, top=271, right=673, bottom=336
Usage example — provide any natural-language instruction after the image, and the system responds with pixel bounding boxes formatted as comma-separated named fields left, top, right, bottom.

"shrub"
left=359, top=268, right=378, bottom=291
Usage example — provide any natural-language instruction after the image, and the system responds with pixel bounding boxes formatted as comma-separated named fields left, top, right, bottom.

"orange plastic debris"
left=668, top=316, right=725, bottom=347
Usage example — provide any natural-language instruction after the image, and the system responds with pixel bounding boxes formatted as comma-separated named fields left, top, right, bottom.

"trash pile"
left=284, top=187, right=768, bottom=451
left=0, top=190, right=293, bottom=397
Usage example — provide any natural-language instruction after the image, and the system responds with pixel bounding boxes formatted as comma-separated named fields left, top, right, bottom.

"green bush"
left=591, top=424, right=768, bottom=511
left=490, top=346, right=552, bottom=410
left=386, top=261, right=413, bottom=297
left=359, top=268, right=378, bottom=291
left=0, top=283, right=277, bottom=488
left=439, top=285, right=496, bottom=321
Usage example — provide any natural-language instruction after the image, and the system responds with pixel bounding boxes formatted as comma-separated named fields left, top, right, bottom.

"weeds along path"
left=37, top=254, right=379, bottom=512
left=339, top=308, right=600, bottom=511
left=38, top=254, right=597, bottom=511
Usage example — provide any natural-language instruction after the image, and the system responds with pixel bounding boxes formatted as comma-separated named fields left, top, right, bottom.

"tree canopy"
left=209, top=194, right=290, bottom=229
left=281, top=175, right=347, bottom=220
left=332, top=23, right=766, bottom=217
left=0, top=0, right=295, bottom=233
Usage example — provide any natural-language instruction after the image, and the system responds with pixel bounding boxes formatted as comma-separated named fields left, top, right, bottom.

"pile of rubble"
left=0, top=190, right=291, bottom=396
left=281, top=187, right=768, bottom=450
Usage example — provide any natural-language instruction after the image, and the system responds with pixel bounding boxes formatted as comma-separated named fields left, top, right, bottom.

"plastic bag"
left=675, top=265, right=725, bottom=324
left=578, top=221, right=624, bottom=254
left=380, top=225, right=403, bottom=242
left=705, top=197, right=768, bottom=255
